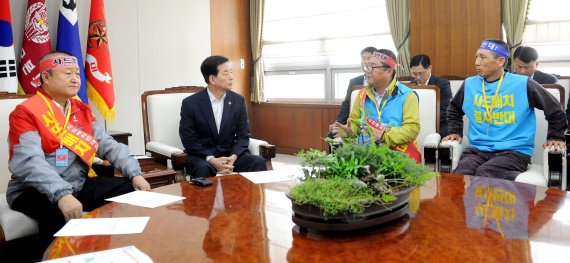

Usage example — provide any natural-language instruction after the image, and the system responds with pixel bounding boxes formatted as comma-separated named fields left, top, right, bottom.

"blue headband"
left=479, top=40, right=509, bottom=58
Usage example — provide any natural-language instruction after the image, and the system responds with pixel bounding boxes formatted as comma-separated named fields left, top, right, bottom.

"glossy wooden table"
left=44, top=173, right=570, bottom=262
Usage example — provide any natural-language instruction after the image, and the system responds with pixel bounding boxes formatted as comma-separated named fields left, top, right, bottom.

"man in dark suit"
left=179, top=55, right=266, bottom=178
left=409, top=54, right=452, bottom=137
left=327, top=46, right=375, bottom=139
left=513, top=46, right=558, bottom=84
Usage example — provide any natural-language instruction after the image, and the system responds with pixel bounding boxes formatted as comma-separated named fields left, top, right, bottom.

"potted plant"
left=287, top=141, right=437, bottom=231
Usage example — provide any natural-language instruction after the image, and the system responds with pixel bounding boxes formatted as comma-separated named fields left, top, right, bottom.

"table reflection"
left=464, top=176, right=536, bottom=239
left=43, top=174, right=570, bottom=263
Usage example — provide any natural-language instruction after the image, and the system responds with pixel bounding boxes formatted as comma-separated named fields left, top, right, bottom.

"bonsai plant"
left=288, top=140, right=437, bottom=221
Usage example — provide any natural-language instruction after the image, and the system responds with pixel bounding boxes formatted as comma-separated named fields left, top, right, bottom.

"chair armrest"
left=423, top=133, right=441, bottom=148
left=145, top=141, right=187, bottom=170
left=422, top=133, right=441, bottom=172
left=438, top=140, right=465, bottom=173
left=249, top=138, right=276, bottom=159
left=249, top=138, right=276, bottom=171
left=543, top=146, right=567, bottom=190
left=249, top=138, right=268, bottom=156
left=146, top=141, right=185, bottom=157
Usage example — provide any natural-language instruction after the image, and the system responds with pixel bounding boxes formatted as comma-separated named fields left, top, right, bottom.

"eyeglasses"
left=364, top=65, right=390, bottom=73
left=411, top=71, right=428, bottom=78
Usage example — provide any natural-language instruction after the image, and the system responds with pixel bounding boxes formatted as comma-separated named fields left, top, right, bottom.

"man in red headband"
left=333, top=49, right=421, bottom=163
left=6, top=51, right=150, bottom=249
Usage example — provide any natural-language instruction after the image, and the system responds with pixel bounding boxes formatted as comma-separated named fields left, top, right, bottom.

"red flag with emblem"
left=85, top=0, right=115, bottom=121
left=18, top=0, right=51, bottom=95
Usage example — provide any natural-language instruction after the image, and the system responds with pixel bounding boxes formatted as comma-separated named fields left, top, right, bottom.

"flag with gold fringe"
left=18, top=0, right=51, bottom=95
left=85, top=0, right=115, bottom=121
left=0, top=0, right=18, bottom=93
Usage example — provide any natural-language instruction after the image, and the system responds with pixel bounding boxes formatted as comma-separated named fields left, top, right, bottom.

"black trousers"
left=186, top=153, right=267, bottom=178
left=454, top=147, right=531, bottom=181
left=10, top=176, right=134, bottom=250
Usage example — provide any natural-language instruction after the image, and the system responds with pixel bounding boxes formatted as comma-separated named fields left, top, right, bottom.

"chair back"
left=141, top=86, right=205, bottom=151
left=1, top=95, right=31, bottom=193
left=407, top=84, right=440, bottom=149
left=349, top=84, right=440, bottom=151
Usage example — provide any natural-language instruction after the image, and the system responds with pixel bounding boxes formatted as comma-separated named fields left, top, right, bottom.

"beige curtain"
left=386, top=0, right=411, bottom=77
left=250, top=0, right=265, bottom=103
left=503, top=0, right=530, bottom=71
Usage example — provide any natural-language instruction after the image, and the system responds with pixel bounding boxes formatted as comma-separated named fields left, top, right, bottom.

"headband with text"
left=371, top=51, right=398, bottom=68
left=479, top=40, right=509, bottom=58
left=39, top=56, right=79, bottom=72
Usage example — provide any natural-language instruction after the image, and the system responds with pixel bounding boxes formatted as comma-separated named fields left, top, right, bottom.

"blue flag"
left=56, top=0, right=88, bottom=102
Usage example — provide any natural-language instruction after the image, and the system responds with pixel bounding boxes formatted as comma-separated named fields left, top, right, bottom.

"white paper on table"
left=240, top=170, right=296, bottom=184
left=41, top=245, right=153, bottom=263
left=106, top=190, right=185, bottom=208
left=215, top=172, right=239, bottom=177
left=54, top=217, right=150, bottom=236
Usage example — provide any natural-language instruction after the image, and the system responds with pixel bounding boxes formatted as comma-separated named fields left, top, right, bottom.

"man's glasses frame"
left=364, top=65, right=391, bottom=73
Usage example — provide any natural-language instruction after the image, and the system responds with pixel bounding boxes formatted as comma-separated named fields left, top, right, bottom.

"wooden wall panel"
left=409, top=0, right=502, bottom=78
left=210, top=0, right=252, bottom=110
left=251, top=104, right=340, bottom=154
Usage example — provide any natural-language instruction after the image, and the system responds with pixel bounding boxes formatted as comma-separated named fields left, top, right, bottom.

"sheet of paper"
left=41, top=245, right=153, bottom=263
left=106, top=190, right=185, bottom=208
left=240, top=170, right=297, bottom=184
left=54, top=217, right=150, bottom=236
left=215, top=172, right=240, bottom=177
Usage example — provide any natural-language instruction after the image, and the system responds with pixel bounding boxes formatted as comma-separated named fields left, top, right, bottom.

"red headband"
left=370, top=51, right=398, bottom=68
left=39, top=56, right=79, bottom=72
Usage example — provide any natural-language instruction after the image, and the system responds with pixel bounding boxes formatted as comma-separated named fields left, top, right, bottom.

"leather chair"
left=0, top=94, right=39, bottom=255
left=349, top=84, right=442, bottom=171
left=141, top=86, right=276, bottom=178
left=438, top=84, right=567, bottom=190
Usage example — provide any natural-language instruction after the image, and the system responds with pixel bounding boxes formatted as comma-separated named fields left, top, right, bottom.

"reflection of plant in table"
left=289, top=142, right=436, bottom=218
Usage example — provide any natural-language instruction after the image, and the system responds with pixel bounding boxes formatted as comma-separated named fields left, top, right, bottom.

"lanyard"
left=38, top=92, right=71, bottom=146
left=481, top=73, right=505, bottom=121
left=376, top=77, right=397, bottom=120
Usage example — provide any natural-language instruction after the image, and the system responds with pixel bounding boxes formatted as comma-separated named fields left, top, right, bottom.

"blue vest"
left=359, top=83, right=415, bottom=143
left=462, top=73, right=535, bottom=156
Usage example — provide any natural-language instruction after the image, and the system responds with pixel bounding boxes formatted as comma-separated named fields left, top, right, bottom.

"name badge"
left=55, top=148, right=69, bottom=167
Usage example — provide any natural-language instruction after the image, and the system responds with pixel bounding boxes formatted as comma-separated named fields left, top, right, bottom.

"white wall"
left=9, top=0, right=211, bottom=155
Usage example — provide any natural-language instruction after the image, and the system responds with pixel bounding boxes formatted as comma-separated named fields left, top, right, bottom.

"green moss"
left=288, top=178, right=382, bottom=217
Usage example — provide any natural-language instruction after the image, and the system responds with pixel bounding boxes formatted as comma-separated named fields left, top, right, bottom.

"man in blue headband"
left=442, top=39, right=567, bottom=180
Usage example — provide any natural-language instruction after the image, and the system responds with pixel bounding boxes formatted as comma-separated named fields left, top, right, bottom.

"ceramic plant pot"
left=287, top=186, right=415, bottom=231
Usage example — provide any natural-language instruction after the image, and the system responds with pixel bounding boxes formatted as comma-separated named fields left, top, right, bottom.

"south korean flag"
left=0, top=0, right=17, bottom=93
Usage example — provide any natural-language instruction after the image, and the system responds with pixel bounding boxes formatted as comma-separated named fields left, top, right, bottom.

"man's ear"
left=498, top=57, right=507, bottom=68
left=208, top=75, right=216, bottom=85
left=41, top=71, right=50, bottom=84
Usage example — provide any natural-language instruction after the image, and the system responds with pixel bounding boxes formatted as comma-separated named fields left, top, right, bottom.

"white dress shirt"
left=207, top=88, right=226, bottom=133
left=206, top=88, right=226, bottom=162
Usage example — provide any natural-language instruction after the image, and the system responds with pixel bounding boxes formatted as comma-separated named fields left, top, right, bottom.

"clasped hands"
left=209, top=154, right=238, bottom=174
left=329, top=121, right=386, bottom=142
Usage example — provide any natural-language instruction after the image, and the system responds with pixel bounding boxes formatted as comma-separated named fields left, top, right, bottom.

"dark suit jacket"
left=179, top=89, right=250, bottom=159
left=411, top=75, right=452, bottom=137
left=336, top=75, right=365, bottom=124
left=533, top=70, right=558, bottom=85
